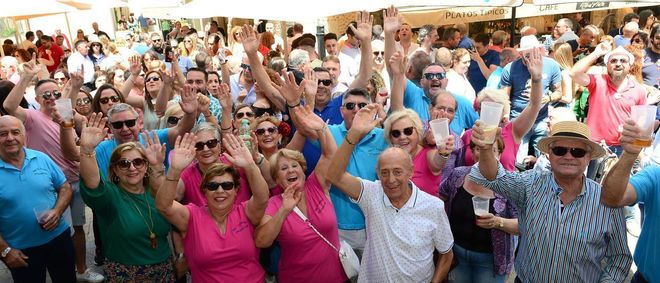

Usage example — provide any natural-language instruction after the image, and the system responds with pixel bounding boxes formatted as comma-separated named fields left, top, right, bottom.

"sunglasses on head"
left=76, top=97, right=91, bottom=106
left=145, top=76, right=161, bottom=83
left=99, top=95, right=120, bottom=104
left=167, top=116, right=181, bottom=125
left=116, top=158, right=147, bottom=170
left=195, top=139, right=219, bottom=151
left=256, top=127, right=278, bottom=136
left=318, top=79, right=332, bottom=86
left=608, top=58, right=629, bottom=64
left=41, top=91, right=62, bottom=100
left=205, top=181, right=236, bottom=191
left=424, top=72, right=446, bottom=80
left=110, top=119, right=137, bottom=130
left=550, top=146, right=588, bottom=158
left=236, top=111, right=255, bottom=119
left=343, top=102, right=367, bottom=111
left=240, top=63, right=252, bottom=72
left=390, top=126, right=415, bottom=138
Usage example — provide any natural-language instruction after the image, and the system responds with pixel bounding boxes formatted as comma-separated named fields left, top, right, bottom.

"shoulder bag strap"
left=292, top=207, right=340, bottom=253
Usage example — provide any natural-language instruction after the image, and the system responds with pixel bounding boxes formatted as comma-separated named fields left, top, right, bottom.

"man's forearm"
left=54, top=183, right=73, bottom=216
left=601, top=152, right=637, bottom=206
left=432, top=250, right=453, bottom=283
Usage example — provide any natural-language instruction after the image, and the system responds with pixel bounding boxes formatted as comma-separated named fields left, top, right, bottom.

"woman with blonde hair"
left=251, top=116, right=283, bottom=161
left=445, top=48, right=476, bottom=104
left=228, top=26, right=245, bottom=56
left=550, top=43, right=577, bottom=106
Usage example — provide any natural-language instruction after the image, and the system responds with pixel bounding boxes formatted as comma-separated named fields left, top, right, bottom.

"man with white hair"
left=413, top=24, right=438, bottom=61
left=0, top=56, right=20, bottom=84
left=614, top=22, right=639, bottom=48
left=67, top=40, right=95, bottom=90
left=554, top=18, right=579, bottom=43
left=229, top=52, right=262, bottom=105
left=265, top=22, right=284, bottom=50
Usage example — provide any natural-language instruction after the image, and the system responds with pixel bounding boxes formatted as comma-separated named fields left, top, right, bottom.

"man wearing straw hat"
left=469, top=120, right=631, bottom=282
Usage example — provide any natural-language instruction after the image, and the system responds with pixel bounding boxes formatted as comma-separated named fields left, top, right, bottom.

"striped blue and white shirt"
left=469, top=163, right=631, bottom=283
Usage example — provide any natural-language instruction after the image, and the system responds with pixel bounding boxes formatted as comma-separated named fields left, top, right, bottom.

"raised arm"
left=601, top=119, right=641, bottom=207
left=388, top=51, right=407, bottom=112
left=469, top=50, right=496, bottom=80
left=51, top=108, right=80, bottom=161
left=254, top=184, right=300, bottom=248
left=471, top=120, right=502, bottom=181
left=571, top=42, right=611, bottom=87
left=512, top=48, right=543, bottom=143
left=78, top=113, right=109, bottom=189
left=217, top=83, right=235, bottom=135
left=155, top=69, right=174, bottom=116
left=120, top=55, right=146, bottom=109
left=3, top=55, right=39, bottom=122
left=241, top=25, right=286, bottom=111
left=291, top=106, right=336, bottom=190
left=327, top=104, right=382, bottom=200
left=142, top=131, right=167, bottom=196
left=167, top=84, right=198, bottom=146
left=348, top=11, right=374, bottom=90
left=156, top=133, right=196, bottom=233
left=222, top=134, right=269, bottom=225
left=383, top=5, right=400, bottom=76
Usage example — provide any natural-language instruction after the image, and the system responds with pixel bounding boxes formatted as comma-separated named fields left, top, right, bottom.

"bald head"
left=0, top=116, right=25, bottom=133
left=377, top=147, right=413, bottom=172
left=0, top=115, right=26, bottom=158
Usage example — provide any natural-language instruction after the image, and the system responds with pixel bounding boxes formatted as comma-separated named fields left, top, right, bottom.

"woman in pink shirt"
left=254, top=106, right=347, bottom=283
left=156, top=133, right=269, bottom=283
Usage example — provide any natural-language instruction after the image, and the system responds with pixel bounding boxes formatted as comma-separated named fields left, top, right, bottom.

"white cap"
left=517, top=35, right=543, bottom=52
left=604, top=46, right=634, bottom=64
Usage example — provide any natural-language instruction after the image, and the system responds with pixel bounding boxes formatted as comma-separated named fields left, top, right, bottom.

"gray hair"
left=268, top=57, right=287, bottom=73
left=417, top=24, right=436, bottom=44
left=192, top=122, right=221, bottom=140
left=107, top=103, right=138, bottom=122
left=558, top=18, right=574, bottom=30
left=288, top=49, right=310, bottom=69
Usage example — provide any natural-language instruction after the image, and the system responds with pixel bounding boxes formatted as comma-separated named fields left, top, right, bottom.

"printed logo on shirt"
left=232, top=220, right=249, bottom=234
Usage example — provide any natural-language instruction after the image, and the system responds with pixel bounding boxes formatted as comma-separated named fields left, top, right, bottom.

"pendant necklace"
left=122, top=188, right=158, bottom=249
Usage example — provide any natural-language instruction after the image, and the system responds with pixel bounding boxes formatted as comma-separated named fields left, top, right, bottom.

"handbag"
left=293, top=207, right=360, bottom=278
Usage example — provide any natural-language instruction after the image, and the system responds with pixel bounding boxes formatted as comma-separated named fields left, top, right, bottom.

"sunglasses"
left=110, top=119, right=137, bottom=130
left=205, top=181, right=236, bottom=191
left=195, top=139, right=219, bottom=151
left=608, top=58, right=629, bottom=64
left=145, top=76, right=161, bottom=83
left=116, top=158, right=147, bottom=170
left=390, top=126, right=415, bottom=138
left=41, top=91, right=62, bottom=100
left=256, top=127, right=278, bottom=136
left=550, top=146, right=588, bottom=158
left=318, top=79, right=332, bottom=86
left=423, top=72, right=446, bottom=80
left=152, top=39, right=162, bottom=42
left=253, top=107, right=275, bottom=117
left=167, top=116, right=181, bottom=125
left=240, top=63, right=252, bottom=72
left=343, top=102, right=367, bottom=111
left=236, top=111, right=255, bottom=119
left=99, top=95, right=120, bottom=104
left=54, top=77, right=67, bottom=82
left=76, top=97, right=91, bottom=106
left=373, top=51, right=384, bottom=56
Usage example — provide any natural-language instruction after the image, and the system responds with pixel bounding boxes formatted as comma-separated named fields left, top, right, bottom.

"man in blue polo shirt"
left=468, top=33, right=500, bottom=94
left=0, top=116, right=75, bottom=282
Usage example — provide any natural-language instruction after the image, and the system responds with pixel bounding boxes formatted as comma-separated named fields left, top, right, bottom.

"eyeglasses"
left=167, top=116, right=181, bottom=125
left=152, top=39, right=162, bottom=42
left=424, top=72, right=446, bottom=80
left=110, top=119, right=137, bottom=129
left=195, top=139, right=219, bottom=151
left=550, top=146, right=588, bottom=158
left=41, top=91, right=62, bottom=100
left=205, top=181, right=236, bottom=191
left=373, top=51, right=384, bottom=56
left=184, top=40, right=192, bottom=43
left=54, top=77, right=67, bottom=82
left=318, top=79, right=332, bottom=86
left=240, top=63, right=252, bottom=72
left=116, top=158, right=147, bottom=170
left=343, top=102, right=367, bottom=110
left=608, top=58, right=629, bottom=64
left=145, top=76, right=161, bottom=83
left=256, top=127, right=278, bottom=136
left=390, top=126, right=415, bottom=138
left=253, top=107, right=275, bottom=117
left=236, top=111, right=254, bottom=119
left=76, top=97, right=91, bottom=106
left=432, top=105, right=455, bottom=114
left=99, top=95, right=120, bottom=104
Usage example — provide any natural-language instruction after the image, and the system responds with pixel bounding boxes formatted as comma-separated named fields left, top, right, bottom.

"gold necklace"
left=121, top=188, right=157, bottom=249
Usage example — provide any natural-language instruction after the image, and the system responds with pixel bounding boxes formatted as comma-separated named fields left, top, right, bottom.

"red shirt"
left=38, top=45, right=64, bottom=73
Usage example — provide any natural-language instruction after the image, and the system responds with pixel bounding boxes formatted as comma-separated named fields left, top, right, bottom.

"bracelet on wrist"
left=81, top=151, right=96, bottom=158
left=256, top=155, right=265, bottom=166
left=287, top=101, right=301, bottom=108
left=345, top=136, right=356, bottom=145
left=438, top=153, right=450, bottom=160
left=165, top=176, right=179, bottom=182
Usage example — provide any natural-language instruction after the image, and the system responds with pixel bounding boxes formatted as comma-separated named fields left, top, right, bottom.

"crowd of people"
left=0, top=5, right=659, bottom=283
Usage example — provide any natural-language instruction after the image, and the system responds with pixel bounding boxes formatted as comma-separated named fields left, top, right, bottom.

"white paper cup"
left=429, top=118, right=450, bottom=151
left=55, top=99, right=74, bottom=127
left=472, top=196, right=490, bottom=218
left=480, top=101, right=504, bottom=144
left=631, top=105, right=657, bottom=147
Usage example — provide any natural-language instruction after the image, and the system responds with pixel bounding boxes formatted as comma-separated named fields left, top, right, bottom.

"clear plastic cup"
left=480, top=101, right=504, bottom=144
left=631, top=105, right=657, bottom=147
left=55, top=99, right=74, bottom=127
left=429, top=118, right=450, bottom=151
left=472, top=196, right=490, bottom=218
left=33, top=204, right=52, bottom=226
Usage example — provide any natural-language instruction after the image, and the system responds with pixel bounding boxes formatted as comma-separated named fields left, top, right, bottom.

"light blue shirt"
left=629, top=165, right=660, bottom=282
left=230, top=72, right=256, bottom=105
left=96, top=129, right=171, bottom=179
left=486, top=66, right=504, bottom=90
left=0, top=148, right=69, bottom=249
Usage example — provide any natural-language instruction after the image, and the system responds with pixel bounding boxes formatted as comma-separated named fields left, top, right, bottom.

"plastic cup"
left=480, top=101, right=504, bottom=144
left=472, top=196, right=490, bottom=218
left=631, top=105, right=657, bottom=147
left=55, top=99, right=74, bottom=127
left=429, top=118, right=450, bottom=151
left=33, top=204, right=52, bottom=225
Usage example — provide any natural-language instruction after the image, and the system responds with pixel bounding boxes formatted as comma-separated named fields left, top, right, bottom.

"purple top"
left=439, top=166, right=518, bottom=275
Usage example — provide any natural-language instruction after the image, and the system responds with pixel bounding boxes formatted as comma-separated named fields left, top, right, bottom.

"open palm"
left=223, top=134, right=253, bottom=168
left=79, top=113, right=108, bottom=151
left=170, top=133, right=196, bottom=171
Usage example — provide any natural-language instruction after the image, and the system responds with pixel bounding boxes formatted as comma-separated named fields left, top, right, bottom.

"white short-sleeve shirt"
left=354, top=179, right=454, bottom=283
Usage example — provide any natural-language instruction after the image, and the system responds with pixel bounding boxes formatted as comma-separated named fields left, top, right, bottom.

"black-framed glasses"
left=373, top=51, right=384, bottom=56
left=343, top=102, right=367, bottom=110
left=608, top=58, right=629, bottom=64
left=390, top=126, right=415, bottom=138
left=195, top=139, right=219, bottom=151
left=256, top=127, right=278, bottom=136
left=152, top=39, right=162, bottom=42
left=253, top=107, right=275, bottom=117
left=110, top=119, right=137, bottom=130
left=423, top=72, right=446, bottom=80
left=550, top=146, right=588, bottom=158
left=206, top=181, right=236, bottom=191
left=240, top=63, right=252, bottom=72
left=99, top=95, right=120, bottom=104
left=76, top=97, right=91, bottom=106
left=145, top=76, right=161, bottom=83
left=236, top=111, right=255, bottom=119
left=318, top=79, right=332, bottom=86
left=41, top=91, right=62, bottom=100
left=116, top=158, right=147, bottom=170
left=167, top=116, right=182, bottom=125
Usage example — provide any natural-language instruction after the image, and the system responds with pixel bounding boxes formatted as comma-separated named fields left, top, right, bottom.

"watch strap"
left=1, top=247, right=11, bottom=258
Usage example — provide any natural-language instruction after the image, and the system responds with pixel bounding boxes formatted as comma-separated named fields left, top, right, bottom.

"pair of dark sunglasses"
left=318, top=79, right=332, bottom=86
left=343, top=102, right=367, bottom=111
left=116, top=158, right=147, bottom=170
left=41, top=91, right=62, bottom=100
left=550, top=146, right=588, bottom=158
left=145, top=76, right=161, bottom=83
left=240, top=63, right=252, bottom=72
left=390, top=126, right=415, bottom=138
left=195, top=139, right=219, bottom=151
left=110, top=119, right=137, bottom=130
left=100, top=95, right=120, bottom=104
left=167, top=116, right=182, bottom=125
left=205, top=181, right=235, bottom=191
left=256, top=127, right=278, bottom=136
left=423, top=72, right=446, bottom=80
left=373, top=51, right=384, bottom=56
left=253, top=107, right=275, bottom=117
left=76, top=97, right=91, bottom=106
left=236, top=111, right=254, bottom=119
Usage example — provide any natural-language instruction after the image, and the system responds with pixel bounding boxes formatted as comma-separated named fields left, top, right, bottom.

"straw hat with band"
left=537, top=121, right=606, bottom=160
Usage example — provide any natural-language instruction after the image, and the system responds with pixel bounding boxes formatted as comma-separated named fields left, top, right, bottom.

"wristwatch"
left=1, top=247, right=11, bottom=258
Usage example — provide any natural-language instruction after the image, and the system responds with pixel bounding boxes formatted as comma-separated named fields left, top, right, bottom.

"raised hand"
left=68, top=64, right=85, bottom=90
left=292, top=105, right=326, bottom=132
left=272, top=70, right=304, bottom=105
left=388, top=51, right=407, bottom=76
left=128, top=55, right=142, bottom=76
left=593, top=41, right=612, bottom=57
left=619, top=119, right=644, bottom=155
left=79, top=112, right=108, bottom=152
left=170, top=133, right=197, bottom=171
left=281, top=184, right=302, bottom=212
left=50, top=108, right=63, bottom=125
left=161, top=69, right=174, bottom=87
left=302, top=68, right=318, bottom=101
left=438, top=135, right=455, bottom=156
left=20, top=53, right=40, bottom=79
left=523, top=47, right=543, bottom=80
left=222, top=134, right=255, bottom=168
left=350, top=10, right=373, bottom=42
left=383, top=5, right=401, bottom=34
left=217, top=83, right=232, bottom=110
left=197, top=93, right=211, bottom=115
left=179, top=84, right=199, bottom=114
left=142, top=131, right=166, bottom=166
left=351, top=104, right=383, bottom=137
left=471, top=120, right=501, bottom=149
left=240, top=25, right=259, bottom=54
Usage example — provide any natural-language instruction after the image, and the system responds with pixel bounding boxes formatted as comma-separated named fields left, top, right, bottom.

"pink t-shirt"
left=462, top=122, right=519, bottom=172
left=184, top=202, right=265, bottom=283
left=179, top=156, right=251, bottom=206
left=24, top=109, right=80, bottom=182
left=411, top=147, right=442, bottom=197
left=586, top=74, right=647, bottom=146
left=265, top=172, right=347, bottom=283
